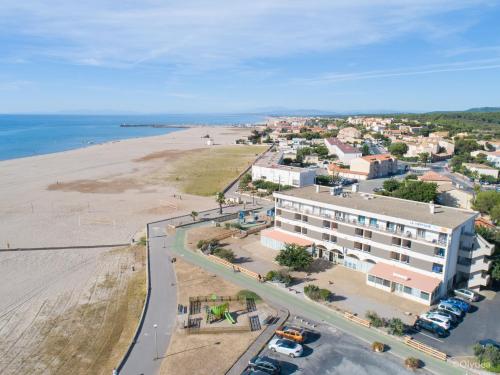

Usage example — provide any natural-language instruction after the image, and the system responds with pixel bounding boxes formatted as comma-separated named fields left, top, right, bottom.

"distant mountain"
left=465, top=107, right=500, bottom=113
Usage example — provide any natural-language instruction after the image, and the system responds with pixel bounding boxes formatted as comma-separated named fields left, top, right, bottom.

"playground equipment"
left=224, top=311, right=236, bottom=324
left=209, top=302, right=229, bottom=320
left=238, top=210, right=246, bottom=224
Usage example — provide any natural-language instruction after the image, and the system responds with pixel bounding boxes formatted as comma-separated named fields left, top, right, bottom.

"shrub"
left=237, top=289, right=261, bottom=302
left=196, top=240, right=206, bottom=249
left=387, top=318, right=405, bottom=336
left=365, top=311, right=385, bottom=328
left=404, top=357, right=421, bottom=370
left=265, top=270, right=292, bottom=285
left=371, top=341, right=385, bottom=352
left=304, top=284, right=331, bottom=301
left=212, top=248, right=235, bottom=263
left=138, top=236, right=147, bottom=246
left=224, top=223, right=231, bottom=229
left=230, top=222, right=243, bottom=229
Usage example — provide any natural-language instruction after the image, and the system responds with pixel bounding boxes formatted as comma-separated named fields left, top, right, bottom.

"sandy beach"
left=0, top=126, right=252, bottom=248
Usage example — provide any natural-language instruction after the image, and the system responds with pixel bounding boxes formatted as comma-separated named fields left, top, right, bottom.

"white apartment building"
left=251, top=164, right=316, bottom=188
left=324, top=138, right=362, bottom=166
left=263, top=185, right=493, bottom=305
left=463, top=163, right=499, bottom=179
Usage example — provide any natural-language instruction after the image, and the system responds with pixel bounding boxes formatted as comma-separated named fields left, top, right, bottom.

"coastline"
left=0, top=126, right=253, bottom=249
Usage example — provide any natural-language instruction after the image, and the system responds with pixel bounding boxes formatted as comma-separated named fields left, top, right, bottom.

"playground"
left=186, top=294, right=261, bottom=334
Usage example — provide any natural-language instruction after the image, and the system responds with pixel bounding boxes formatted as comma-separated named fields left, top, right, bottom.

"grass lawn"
left=167, top=145, right=267, bottom=196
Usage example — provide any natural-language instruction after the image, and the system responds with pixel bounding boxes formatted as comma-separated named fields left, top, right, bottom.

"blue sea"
left=0, top=114, right=265, bottom=161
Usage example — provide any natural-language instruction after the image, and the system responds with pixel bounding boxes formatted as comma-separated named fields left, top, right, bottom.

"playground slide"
left=224, top=311, right=236, bottom=324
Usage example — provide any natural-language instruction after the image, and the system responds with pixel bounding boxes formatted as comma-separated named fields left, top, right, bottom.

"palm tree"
left=215, top=192, right=226, bottom=214
left=190, top=211, right=198, bottom=221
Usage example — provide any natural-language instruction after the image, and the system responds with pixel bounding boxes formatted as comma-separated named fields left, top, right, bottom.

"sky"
left=0, top=0, right=500, bottom=114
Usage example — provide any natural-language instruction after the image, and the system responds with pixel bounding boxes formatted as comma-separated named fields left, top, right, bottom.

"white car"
left=419, top=313, right=451, bottom=330
left=268, top=338, right=303, bottom=358
left=454, top=288, right=478, bottom=302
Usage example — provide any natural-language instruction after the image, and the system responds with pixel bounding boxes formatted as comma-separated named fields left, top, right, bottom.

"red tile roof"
left=325, top=138, right=359, bottom=154
left=361, top=154, right=394, bottom=162
left=368, top=262, right=441, bottom=293
left=419, top=171, right=452, bottom=182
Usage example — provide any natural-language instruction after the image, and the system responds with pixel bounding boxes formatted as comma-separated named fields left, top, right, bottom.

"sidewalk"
left=171, top=228, right=466, bottom=375
left=226, top=308, right=289, bottom=375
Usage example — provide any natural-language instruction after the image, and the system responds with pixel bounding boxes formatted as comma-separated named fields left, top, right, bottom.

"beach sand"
left=0, top=126, right=251, bottom=248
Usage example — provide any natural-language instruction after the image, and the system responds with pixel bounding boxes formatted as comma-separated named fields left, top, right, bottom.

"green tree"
left=383, top=178, right=401, bottom=192
left=388, top=142, right=409, bottom=158
left=361, top=143, right=370, bottom=156
left=275, top=243, right=313, bottom=271
left=215, top=192, right=226, bottom=214
left=393, top=180, right=438, bottom=203
left=418, top=152, right=430, bottom=166
left=387, top=318, right=405, bottom=336
left=491, top=260, right=500, bottom=282
left=239, top=173, right=252, bottom=190
left=491, top=204, right=500, bottom=223
left=473, top=191, right=500, bottom=215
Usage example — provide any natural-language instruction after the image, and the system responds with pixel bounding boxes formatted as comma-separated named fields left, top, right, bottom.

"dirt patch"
left=185, top=226, right=236, bottom=250
left=160, top=258, right=271, bottom=375
left=133, top=149, right=195, bottom=163
left=47, top=178, right=145, bottom=194
left=0, top=245, right=147, bottom=375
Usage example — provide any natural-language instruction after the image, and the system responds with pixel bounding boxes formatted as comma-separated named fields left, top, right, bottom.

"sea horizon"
left=0, top=113, right=266, bottom=161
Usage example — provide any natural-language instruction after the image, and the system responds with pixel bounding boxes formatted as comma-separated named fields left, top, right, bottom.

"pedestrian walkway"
left=226, top=309, right=289, bottom=375
left=171, top=228, right=466, bottom=375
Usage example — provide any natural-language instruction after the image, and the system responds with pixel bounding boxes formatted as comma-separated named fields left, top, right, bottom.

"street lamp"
left=153, top=324, right=159, bottom=360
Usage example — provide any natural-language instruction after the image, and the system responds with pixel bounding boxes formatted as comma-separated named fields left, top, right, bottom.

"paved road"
left=169, top=228, right=466, bottom=375
left=119, top=226, right=177, bottom=375
left=430, top=161, right=475, bottom=193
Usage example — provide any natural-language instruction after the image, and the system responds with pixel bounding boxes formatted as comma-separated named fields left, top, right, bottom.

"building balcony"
left=457, top=257, right=492, bottom=274
left=466, top=273, right=491, bottom=289
left=276, top=203, right=448, bottom=247
left=459, top=234, right=495, bottom=258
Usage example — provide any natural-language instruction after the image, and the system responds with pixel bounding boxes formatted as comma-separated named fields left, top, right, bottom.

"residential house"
left=463, top=163, right=499, bottom=179
left=324, top=138, right=362, bottom=165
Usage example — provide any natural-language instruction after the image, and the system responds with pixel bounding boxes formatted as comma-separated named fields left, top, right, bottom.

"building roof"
left=274, top=185, right=477, bottom=229
left=463, top=163, right=497, bottom=170
left=328, top=164, right=368, bottom=176
left=419, top=171, right=452, bottom=183
left=325, top=138, right=360, bottom=154
left=368, top=262, right=441, bottom=293
left=360, top=154, right=394, bottom=162
left=261, top=228, right=313, bottom=246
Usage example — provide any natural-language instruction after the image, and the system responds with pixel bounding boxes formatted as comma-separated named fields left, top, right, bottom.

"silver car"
left=454, top=288, right=478, bottom=302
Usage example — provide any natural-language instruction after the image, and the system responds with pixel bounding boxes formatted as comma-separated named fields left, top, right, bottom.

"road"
left=430, top=161, right=475, bottom=193
left=118, top=227, right=177, bottom=375
left=167, top=227, right=466, bottom=375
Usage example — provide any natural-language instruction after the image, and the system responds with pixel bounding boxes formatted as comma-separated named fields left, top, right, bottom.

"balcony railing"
left=277, top=203, right=448, bottom=247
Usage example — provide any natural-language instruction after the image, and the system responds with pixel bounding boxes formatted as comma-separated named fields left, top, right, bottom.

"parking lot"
left=255, top=317, right=429, bottom=374
left=408, top=291, right=500, bottom=356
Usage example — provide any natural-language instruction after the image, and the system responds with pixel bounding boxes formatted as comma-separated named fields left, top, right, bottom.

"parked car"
left=248, top=356, right=281, bottom=375
left=419, top=313, right=451, bottom=330
left=268, top=338, right=303, bottom=358
left=414, top=318, right=447, bottom=338
left=444, top=298, right=471, bottom=313
left=454, top=288, right=479, bottom=302
left=429, top=308, right=459, bottom=324
left=275, top=325, right=305, bottom=343
left=478, top=339, right=500, bottom=350
left=438, top=302, right=463, bottom=318
left=241, top=368, right=272, bottom=375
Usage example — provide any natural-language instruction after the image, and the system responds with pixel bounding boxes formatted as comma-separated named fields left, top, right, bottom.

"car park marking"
left=417, top=332, right=444, bottom=343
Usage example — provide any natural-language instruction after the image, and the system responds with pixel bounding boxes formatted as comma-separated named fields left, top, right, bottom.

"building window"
left=401, top=254, right=410, bottom=263
left=364, top=230, right=372, bottom=239
left=323, top=220, right=330, bottom=228
left=276, top=220, right=281, bottom=227
left=438, top=233, right=448, bottom=245
left=432, top=263, right=443, bottom=274
left=417, top=228, right=426, bottom=238
left=368, top=274, right=375, bottom=282
left=383, top=279, right=391, bottom=287
left=355, top=228, right=364, bottom=237
left=294, top=213, right=301, bottom=220
left=331, top=222, right=338, bottom=229
left=362, top=244, right=371, bottom=253
left=330, top=235, right=337, bottom=243
left=294, top=226, right=301, bottom=233
left=322, top=233, right=329, bottom=241
left=404, top=286, right=412, bottom=294
left=434, top=247, right=445, bottom=257
left=302, top=215, right=308, bottom=222
left=358, top=215, right=366, bottom=225
left=302, top=227, right=308, bottom=235
left=402, top=239, right=412, bottom=249
left=392, top=237, right=402, bottom=246
left=420, top=291, right=430, bottom=300
left=369, top=218, right=378, bottom=227
left=387, top=222, right=395, bottom=232
left=354, top=242, right=363, bottom=250
left=276, top=209, right=282, bottom=216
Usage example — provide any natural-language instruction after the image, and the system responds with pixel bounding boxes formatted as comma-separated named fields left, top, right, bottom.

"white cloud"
left=0, top=0, right=488, bottom=69
left=292, top=58, right=500, bottom=85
